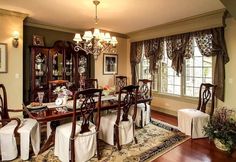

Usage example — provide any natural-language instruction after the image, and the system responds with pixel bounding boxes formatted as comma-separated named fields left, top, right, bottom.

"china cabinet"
left=28, top=40, right=91, bottom=102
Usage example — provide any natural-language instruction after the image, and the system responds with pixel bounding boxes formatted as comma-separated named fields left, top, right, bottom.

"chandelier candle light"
left=73, top=0, right=118, bottom=60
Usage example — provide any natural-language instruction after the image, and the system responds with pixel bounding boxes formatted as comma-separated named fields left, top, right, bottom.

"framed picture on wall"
left=103, top=54, right=118, bottom=75
left=32, top=35, right=45, bottom=46
left=0, top=43, right=7, bottom=73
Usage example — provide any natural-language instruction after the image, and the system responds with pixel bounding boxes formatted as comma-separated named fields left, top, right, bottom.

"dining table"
left=23, top=94, right=151, bottom=154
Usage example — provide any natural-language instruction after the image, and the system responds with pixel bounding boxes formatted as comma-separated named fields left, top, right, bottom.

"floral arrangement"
left=101, top=85, right=115, bottom=96
left=53, top=86, right=73, bottom=97
left=203, top=107, right=236, bottom=152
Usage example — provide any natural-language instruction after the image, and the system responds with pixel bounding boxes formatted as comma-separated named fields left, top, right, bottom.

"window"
left=138, top=38, right=213, bottom=98
left=184, top=39, right=212, bottom=97
left=138, top=47, right=158, bottom=91
left=160, top=42, right=181, bottom=95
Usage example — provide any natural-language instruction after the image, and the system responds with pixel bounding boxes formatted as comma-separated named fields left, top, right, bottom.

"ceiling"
left=0, top=0, right=224, bottom=34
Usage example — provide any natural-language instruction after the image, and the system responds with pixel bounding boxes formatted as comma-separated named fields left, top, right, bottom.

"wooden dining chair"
left=135, top=79, right=152, bottom=127
left=178, top=83, right=217, bottom=139
left=84, top=78, right=99, bottom=89
left=54, top=88, right=102, bottom=162
left=99, top=85, right=139, bottom=150
left=48, top=79, right=69, bottom=102
left=0, top=84, right=40, bottom=161
left=115, top=76, right=127, bottom=93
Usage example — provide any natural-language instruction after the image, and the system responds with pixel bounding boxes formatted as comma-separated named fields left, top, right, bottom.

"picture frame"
left=0, top=43, right=7, bottom=73
left=103, top=54, right=118, bottom=75
left=32, top=35, right=45, bottom=46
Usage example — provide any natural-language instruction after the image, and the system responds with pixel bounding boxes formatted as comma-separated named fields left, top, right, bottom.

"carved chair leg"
left=96, top=133, right=100, bottom=160
left=114, top=125, right=121, bottom=150
left=133, top=123, right=138, bottom=144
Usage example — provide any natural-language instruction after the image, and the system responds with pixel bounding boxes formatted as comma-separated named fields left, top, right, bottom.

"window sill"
left=152, top=91, right=199, bottom=104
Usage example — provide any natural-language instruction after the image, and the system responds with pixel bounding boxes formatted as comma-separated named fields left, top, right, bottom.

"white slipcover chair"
left=135, top=79, right=152, bottom=127
left=99, top=85, right=139, bottom=150
left=0, top=84, right=40, bottom=161
left=54, top=88, right=102, bottom=162
left=178, top=83, right=216, bottom=139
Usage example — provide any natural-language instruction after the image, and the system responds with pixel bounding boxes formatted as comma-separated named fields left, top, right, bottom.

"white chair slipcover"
left=178, top=109, right=210, bottom=139
left=54, top=121, right=97, bottom=162
left=134, top=103, right=151, bottom=127
left=0, top=118, right=40, bottom=161
left=99, top=113, right=134, bottom=146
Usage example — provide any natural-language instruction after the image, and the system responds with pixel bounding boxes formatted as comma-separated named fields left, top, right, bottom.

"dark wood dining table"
left=24, top=95, right=151, bottom=154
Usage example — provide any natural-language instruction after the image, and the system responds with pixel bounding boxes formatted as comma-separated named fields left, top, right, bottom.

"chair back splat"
left=138, top=79, right=152, bottom=104
left=197, top=83, right=217, bottom=116
left=117, top=85, right=139, bottom=124
left=115, top=76, right=127, bottom=92
left=84, top=78, right=99, bottom=89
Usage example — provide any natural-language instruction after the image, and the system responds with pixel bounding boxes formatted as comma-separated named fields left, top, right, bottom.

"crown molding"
left=24, top=20, right=84, bottom=34
left=128, top=9, right=226, bottom=42
left=0, top=8, right=28, bottom=19
left=24, top=20, right=128, bottom=38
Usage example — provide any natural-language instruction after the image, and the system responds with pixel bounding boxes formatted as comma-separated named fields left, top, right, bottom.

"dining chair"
left=0, top=84, right=40, bottom=161
left=135, top=79, right=152, bottom=127
left=54, top=88, right=102, bottom=162
left=48, top=79, right=69, bottom=102
left=178, top=83, right=217, bottom=139
left=99, top=85, right=139, bottom=150
left=84, top=78, right=99, bottom=89
left=115, top=76, right=127, bottom=93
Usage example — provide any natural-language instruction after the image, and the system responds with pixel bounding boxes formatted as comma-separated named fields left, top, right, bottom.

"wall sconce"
left=12, top=31, right=19, bottom=48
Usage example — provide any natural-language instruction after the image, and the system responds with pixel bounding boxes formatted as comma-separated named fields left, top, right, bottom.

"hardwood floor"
left=151, top=110, right=236, bottom=162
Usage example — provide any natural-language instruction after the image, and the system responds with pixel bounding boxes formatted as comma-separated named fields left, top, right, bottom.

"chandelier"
left=73, top=0, right=118, bottom=60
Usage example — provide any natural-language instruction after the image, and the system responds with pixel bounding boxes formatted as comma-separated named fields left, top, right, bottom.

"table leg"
left=38, top=121, right=60, bottom=154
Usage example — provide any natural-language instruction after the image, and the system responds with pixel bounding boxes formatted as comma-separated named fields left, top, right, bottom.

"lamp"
left=73, top=0, right=118, bottom=60
left=12, top=31, right=19, bottom=48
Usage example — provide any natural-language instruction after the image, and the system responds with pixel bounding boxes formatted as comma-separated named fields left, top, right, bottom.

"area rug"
left=13, top=120, right=189, bottom=162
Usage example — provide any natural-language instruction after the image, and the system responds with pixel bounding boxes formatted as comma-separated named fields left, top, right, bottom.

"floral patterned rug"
left=13, top=120, right=189, bottom=162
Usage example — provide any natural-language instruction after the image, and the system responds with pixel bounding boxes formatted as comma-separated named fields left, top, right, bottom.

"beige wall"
left=95, top=37, right=130, bottom=87
left=0, top=9, right=27, bottom=111
left=128, top=11, right=236, bottom=116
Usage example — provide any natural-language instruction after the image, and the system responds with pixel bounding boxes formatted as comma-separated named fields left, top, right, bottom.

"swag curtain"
left=143, top=38, right=164, bottom=75
left=193, top=27, right=229, bottom=101
left=130, top=41, right=143, bottom=84
left=130, top=27, right=229, bottom=101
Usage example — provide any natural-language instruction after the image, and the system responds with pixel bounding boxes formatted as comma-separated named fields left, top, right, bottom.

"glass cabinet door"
left=64, top=52, right=73, bottom=82
left=51, top=50, right=64, bottom=80
left=78, top=54, right=88, bottom=89
left=34, top=49, right=48, bottom=89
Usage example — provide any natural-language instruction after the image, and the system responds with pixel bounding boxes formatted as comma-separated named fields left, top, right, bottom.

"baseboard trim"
left=151, top=106, right=177, bottom=117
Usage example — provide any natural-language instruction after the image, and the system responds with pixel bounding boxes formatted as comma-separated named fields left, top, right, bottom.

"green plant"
left=204, top=107, right=236, bottom=152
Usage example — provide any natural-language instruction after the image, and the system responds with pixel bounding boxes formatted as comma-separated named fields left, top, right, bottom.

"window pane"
left=194, top=68, right=202, bottom=77
left=168, top=68, right=174, bottom=75
left=168, top=77, right=173, bottom=84
left=194, top=46, right=202, bottom=56
left=194, top=77, right=202, bottom=87
left=186, top=86, right=193, bottom=96
left=194, top=56, right=202, bottom=66
left=167, top=85, right=173, bottom=93
left=193, top=87, right=199, bottom=97
left=175, top=77, right=181, bottom=85
left=174, top=86, right=180, bottom=95
left=186, top=77, right=193, bottom=86
left=203, top=67, right=212, bottom=77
